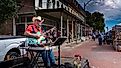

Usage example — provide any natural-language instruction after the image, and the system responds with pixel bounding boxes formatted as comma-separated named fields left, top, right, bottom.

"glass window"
left=20, top=17, right=25, bottom=23
left=39, top=0, right=42, bottom=7
left=57, top=1, right=59, bottom=8
left=16, top=24, right=25, bottom=36
left=15, top=17, right=19, bottom=23
left=27, top=16, right=33, bottom=22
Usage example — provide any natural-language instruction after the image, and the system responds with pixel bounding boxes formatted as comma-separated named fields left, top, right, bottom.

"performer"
left=24, top=16, right=56, bottom=68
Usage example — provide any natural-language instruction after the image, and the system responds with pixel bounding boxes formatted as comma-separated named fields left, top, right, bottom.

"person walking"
left=98, top=33, right=103, bottom=45
left=92, top=32, right=96, bottom=41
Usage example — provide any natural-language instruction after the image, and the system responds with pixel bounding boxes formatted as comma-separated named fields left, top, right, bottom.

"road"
left=54, top=39, right=121, bottom=68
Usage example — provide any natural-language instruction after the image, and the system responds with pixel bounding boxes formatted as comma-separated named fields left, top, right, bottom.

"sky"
left=77, top=0, right=121, bottom=32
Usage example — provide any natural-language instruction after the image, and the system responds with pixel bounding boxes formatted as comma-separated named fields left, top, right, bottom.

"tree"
left=0, top=0, right=20, bottom=23
left=85, top=11, right=93, bottom=27
left=86, top=11, right=105, bottom=32
left=92, top=12, right=105, bottom=32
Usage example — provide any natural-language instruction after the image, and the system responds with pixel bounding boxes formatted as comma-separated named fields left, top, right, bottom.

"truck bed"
left=0, top=35, right=26, bottom=40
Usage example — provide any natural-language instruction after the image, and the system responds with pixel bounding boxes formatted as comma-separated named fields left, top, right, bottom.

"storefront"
left=10, top=0, right=88, bottom=43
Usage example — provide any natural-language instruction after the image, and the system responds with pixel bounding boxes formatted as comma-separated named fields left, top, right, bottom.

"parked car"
left=0, top=36, right=27, bottom=61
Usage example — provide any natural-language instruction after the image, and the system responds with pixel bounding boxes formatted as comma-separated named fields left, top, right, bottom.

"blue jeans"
left=41, top=49, right=56, bottom=67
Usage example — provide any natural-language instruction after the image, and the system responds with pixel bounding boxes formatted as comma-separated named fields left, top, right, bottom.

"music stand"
left=52, top=37, right=67, bottom=68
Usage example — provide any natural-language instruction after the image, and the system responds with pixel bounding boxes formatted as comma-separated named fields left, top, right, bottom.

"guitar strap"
left=31, top=26, right=36, bottom=33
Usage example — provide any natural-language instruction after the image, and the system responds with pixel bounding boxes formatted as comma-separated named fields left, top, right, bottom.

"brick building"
left=2, top=0, right=92, bottom=42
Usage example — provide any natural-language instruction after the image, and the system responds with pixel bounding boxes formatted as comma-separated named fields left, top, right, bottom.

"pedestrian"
left=98, top=33, right=102, bottom=45
left=68, top=32, right=72, bottom=43
left=102, top=33, right=106, bottom=44
left=24, top=16, right=57, bottom=68
left=92, top=32, right=96, bottom=41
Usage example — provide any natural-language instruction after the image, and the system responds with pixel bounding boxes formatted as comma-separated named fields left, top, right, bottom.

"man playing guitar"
left=24, top=16, right=56, bottom=68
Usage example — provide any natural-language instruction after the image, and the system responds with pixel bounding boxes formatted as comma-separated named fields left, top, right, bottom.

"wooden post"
left=67, top=19, right=69, bottom=42
left=61, top=14, right=63, bottom=37
left=72, top=20, right=74, bottom=42
left=81, top=25, right=82, bottom=39
left=13, top=17, right=16, bottom=36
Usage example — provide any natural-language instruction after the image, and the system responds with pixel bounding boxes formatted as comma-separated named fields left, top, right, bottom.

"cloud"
left=95, top=0, right=121, bottom=20
left=104, top=0, right=118, bottom=8
left=78, top=0, right=121, bottom=22
left=78, top=0, right=121, bottom=30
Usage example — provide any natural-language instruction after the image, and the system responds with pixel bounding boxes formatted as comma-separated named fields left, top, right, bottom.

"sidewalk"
left=61, top=36, right=91, bottom=48
left=53, top=38, right=91, bottom=51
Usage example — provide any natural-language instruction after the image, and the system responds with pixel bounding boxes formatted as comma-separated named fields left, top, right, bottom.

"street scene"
left=55, top=39, right=121, bottom=68
left=0, top=0, right=121, bottom=68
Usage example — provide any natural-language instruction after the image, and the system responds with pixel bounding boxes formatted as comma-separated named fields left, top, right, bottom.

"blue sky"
left=77, top=0, right=121, bottom=32
left=105, top=20, right=119, bottom=31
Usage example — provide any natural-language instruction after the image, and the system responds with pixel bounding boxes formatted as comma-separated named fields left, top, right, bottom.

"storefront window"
left=27, top=16, right=33, bottom=22
left=15, top=15, right=33, bottom=35
left=16, top=24, right=25, bottom=35
left=20, top=17, right=25, bottom=23
left=39, top=0, right=42, bottom=7
left=15, top=17, right=19, bottom=23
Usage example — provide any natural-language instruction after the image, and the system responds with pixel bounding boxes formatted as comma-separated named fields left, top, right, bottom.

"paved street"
left=54, top=39, right=121, bottom=68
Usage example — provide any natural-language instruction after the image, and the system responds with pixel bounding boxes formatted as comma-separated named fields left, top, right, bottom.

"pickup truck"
left=0, top=36, right=27, bottom=61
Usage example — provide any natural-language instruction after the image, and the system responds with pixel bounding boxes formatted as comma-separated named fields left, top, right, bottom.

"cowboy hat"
left=32, top=16, right=42, bottom=21
left=33, top=16, right=44, bottom=24
left=35, top=16, right=42, bottom=21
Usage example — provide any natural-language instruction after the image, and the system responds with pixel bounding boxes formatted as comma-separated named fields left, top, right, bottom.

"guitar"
left=27, top=27, right=56, bottom=45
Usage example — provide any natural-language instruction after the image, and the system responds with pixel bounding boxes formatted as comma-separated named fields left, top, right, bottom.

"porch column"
left=78, top=23, right=80, bottom=39
left=75, top=21, right=78, bottom=43
left=81, top=25, right=82, bottom=38
left=13, top=17, right=16, bottom=36
left=75, top=22, right=77, bottom=40
left=35, top=0, right=39, bottom=9
left=61, top=14, right=63, bottom=37
left=72, top=21, right=74, bottom=41
left=67, top=19, right=69, bottom=42
left=85, top=22, right=86, bottom=36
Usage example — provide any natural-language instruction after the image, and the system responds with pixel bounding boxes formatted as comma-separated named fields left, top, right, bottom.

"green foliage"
left=0, top=0, right=18, bottom=23
left=86, top=11, right=105, bottom=32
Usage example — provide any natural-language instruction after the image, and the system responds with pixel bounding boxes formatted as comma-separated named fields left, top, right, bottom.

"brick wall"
left=18, top=0, right=35, bottom=14
left=0, top=20, right=13, bottom=35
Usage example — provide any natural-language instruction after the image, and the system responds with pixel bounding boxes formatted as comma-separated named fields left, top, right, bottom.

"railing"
left=35, top=0, right=85, bottom=21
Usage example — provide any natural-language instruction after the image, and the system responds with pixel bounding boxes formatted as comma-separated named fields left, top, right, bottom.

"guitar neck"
left=43, top=27, right=56, bottom=35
